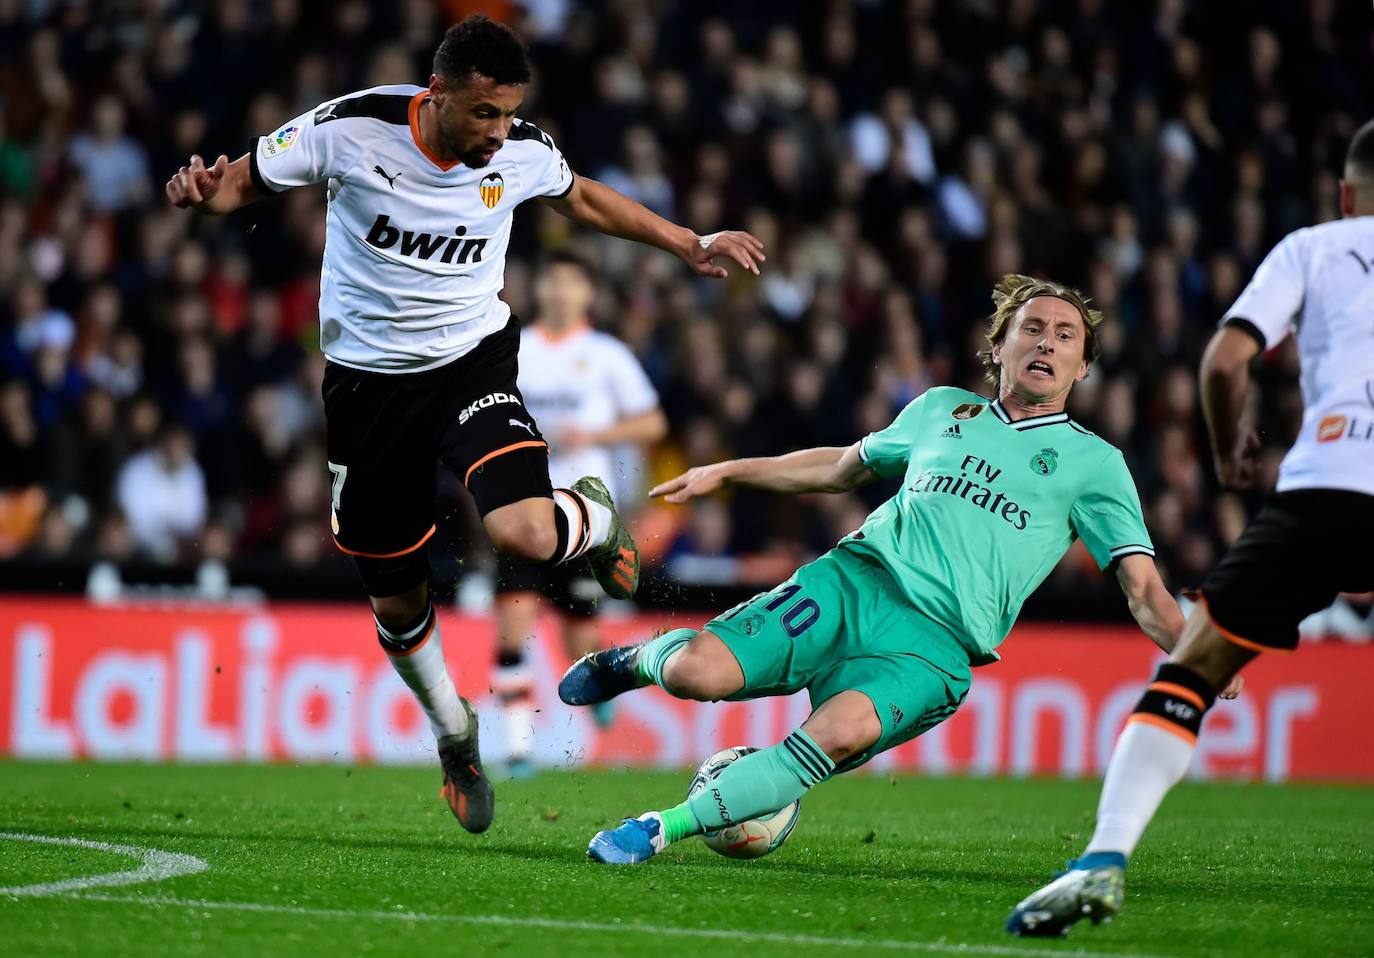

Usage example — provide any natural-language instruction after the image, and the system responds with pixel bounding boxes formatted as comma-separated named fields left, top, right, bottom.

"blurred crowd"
left=0, top=0, right=1371, bottom=617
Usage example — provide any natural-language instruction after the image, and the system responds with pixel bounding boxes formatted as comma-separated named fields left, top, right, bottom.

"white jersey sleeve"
left=250, top=100, right=350, bottom=193
left=605, top=339, right=660, bottom=417
left=510, top=118, right=574, bottom=199
left=1222, top=229, right=1307, bottom=348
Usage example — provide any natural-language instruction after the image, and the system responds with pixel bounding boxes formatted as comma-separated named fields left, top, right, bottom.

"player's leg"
left=492, top=559, right=542, bottom=773
left=585, top=556, right=971, bottom=863
left=1009, top=490, right=1373, bottom=937
left=437, top=316, right=639, bottom=598
left=1005, top=610, right=1249, bottom=937
left=323, top=359, right=493, bottom=833
left=557, top=583, right=615, bottom=726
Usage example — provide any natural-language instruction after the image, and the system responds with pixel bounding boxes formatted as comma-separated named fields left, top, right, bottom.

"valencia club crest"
left=479, top=172, right=504, bottom=209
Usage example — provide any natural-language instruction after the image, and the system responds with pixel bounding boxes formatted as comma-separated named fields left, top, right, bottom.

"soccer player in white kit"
left=1009, top=119, right=1374, bottom=937
left=492, top=251, right=667, bottom=769
left=164, top=16, right=763, bottom=834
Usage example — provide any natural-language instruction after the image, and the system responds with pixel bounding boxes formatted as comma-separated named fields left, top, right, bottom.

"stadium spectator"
left=0, top=0, right=1367, bottom=630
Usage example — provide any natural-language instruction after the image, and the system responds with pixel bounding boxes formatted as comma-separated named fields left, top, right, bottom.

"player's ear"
left=1075, top=361, right=1089, bottom=383
left=1339, top=179, right=1356, bottom=217
left=428, top=73, right=445, bottom=102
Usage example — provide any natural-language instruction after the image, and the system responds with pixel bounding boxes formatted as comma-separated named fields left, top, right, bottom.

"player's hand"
left=557, top=426, right=596, bottom=452
left=649, top=462, right=732, bottom=504
left=1219, top=674, right=1245, bottom=700
left=685, top=230, right=766, bottom=279
left=166, top=153, right=228, bottom=210
left=1213, top=430, right=1261, bottom=490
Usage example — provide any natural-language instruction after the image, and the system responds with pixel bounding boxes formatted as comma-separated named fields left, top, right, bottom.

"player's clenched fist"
left=166, top=153, right=228, bottom=209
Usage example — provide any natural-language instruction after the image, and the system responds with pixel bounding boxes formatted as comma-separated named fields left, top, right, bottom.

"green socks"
left=635, top=628, right=695, bottom=691
left=657, top=730, right=836, bottom=844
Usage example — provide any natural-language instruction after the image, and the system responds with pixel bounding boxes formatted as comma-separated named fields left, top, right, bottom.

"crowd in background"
left=0, top=0, right=1370, bottom=618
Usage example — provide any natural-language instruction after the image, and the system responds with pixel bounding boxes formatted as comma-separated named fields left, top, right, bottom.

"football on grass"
left=687, top=746, right=800, bottom=859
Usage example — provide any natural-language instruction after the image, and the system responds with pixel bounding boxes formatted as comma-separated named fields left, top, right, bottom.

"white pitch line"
left=0, top=832, right=208, bottom=897
left=63, top=892, right=1170, bottom=958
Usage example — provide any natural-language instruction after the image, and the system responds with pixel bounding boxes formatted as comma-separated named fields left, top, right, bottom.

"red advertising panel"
left=1, top=597, right=1369, bottom=780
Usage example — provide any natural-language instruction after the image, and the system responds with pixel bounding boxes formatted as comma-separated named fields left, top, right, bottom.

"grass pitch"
left=0, top=761, right=1369, bottom=957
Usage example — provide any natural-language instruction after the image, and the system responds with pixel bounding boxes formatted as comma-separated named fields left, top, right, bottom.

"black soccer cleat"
left=437, top=699, right=494, bottom=834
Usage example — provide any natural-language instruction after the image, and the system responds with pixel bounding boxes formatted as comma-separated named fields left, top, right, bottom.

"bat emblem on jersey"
left=479, top=172, right=504, bottom=208
left=373, top=165, right=402, bottom=189
left=509, top=418, right=535, bottom=436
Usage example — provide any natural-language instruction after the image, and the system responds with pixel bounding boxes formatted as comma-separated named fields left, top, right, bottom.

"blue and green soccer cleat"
left=1006, top=852, right=1127, bottom=937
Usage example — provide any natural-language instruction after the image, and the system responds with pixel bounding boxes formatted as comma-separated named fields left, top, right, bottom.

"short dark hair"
left=544, top=249, right=596, bottom=282
left=1345, top=118, right=1374, bottom=180
left=433, top=16, right=530, bottom=86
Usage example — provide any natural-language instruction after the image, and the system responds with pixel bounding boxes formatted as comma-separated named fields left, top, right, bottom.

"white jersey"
left=251, top=84, right=574, bottom=373
left=1224, top=216, right=1374, bottom=497
left=517, top=324, right=659, bottom=494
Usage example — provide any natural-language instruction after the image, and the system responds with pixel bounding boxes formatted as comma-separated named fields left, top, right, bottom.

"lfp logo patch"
left=1029, top=448, right=1059, bottom=476
left=262, top=125, right=299, bottom=157
left=479, top=172, right=504, bottom=208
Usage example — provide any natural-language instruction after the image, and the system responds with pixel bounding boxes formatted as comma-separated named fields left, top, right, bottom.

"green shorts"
left=706, top=547, right=972, bottom=771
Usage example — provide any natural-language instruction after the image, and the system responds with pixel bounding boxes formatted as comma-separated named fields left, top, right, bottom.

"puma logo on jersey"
left=509, top=418, right=535, bottom=436
left=458, top=391, right=522, bottom=425
left=373, top=165, right=402, bottom=189
left=365, top=214, right=488, bottom=264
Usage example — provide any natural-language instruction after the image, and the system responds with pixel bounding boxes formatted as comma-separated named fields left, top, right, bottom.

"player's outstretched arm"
left=1114, top=554, right=1243, bottom=699
left=166, top=153, right=262, bottom=216
left=650, top=443, right=873, bottom=504
left=1199, top=324, right=1263, bottom=489
left=541, top=176, right=765, bottom=278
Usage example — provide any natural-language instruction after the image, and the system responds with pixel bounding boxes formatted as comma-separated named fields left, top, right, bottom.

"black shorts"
left=1201, top=489, right=1374, bottom=651
left=494, top=553, right=600, bottom=618
left=322, top=315, right=552, bottom=560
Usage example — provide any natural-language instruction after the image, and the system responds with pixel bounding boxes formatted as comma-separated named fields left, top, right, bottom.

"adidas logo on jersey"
left=459, top=391, right=522, bottom=425
left=365, top=214, right=488, bottom=264
left=939, top=424, right=962, bottom=438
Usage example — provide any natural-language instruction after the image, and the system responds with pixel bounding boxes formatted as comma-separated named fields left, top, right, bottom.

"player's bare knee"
left=804, top=695, right=882, bottom=763
left=487, top=514, right=557, bottom=563
left=371, top=583, right=428, bottom=631
left=662, top=641, right=736, bottom=700
left=1170, top=617, right=1255, bottom=690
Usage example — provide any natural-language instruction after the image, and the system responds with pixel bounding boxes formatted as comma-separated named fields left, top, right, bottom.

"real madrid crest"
left=1029, top=448, right=1059, bottom=476
left=952, top=403, right=985, bottom=421
left=479, top=172, right=504, bottom=209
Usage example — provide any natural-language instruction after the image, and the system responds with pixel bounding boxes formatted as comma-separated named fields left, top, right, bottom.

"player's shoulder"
left=507, top=117, right=558, bottom=151
left=584, top=328, right=632, bottom=352
left=312, top=85, right=421, bottom=128
left=918, top=385, right=987, bottom=415
left=1061, top=421, right=1131, bottom=471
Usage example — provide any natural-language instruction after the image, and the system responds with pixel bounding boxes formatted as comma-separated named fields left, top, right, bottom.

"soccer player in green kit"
left=560, top=274, right=1209, bottom=864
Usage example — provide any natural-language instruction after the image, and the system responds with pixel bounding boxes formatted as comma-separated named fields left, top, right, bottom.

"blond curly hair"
left=977, top=273, right=1103, bottom=386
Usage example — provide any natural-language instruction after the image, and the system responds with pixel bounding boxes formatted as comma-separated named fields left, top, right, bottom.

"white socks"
left=377, top=608, right=470, bottom=740
left=1085, top=714, right=1198, bottom=857
left=552, top=488, right=612, bottom=563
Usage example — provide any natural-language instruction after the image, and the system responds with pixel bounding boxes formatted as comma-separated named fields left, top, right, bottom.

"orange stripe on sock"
left=554, top=489, right=589, bottom=556
left=464, top=440, right=547, bottom=487
left=334, top=525, right=435, bottom=558
left=1148, top=682, right=1206, bottom=711
left=1127, top=712, right=1197, bottom=746
left=1199, top=593, right=1289, bottom=653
